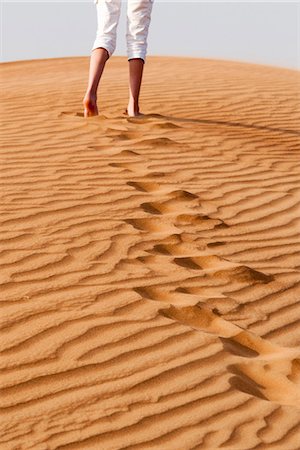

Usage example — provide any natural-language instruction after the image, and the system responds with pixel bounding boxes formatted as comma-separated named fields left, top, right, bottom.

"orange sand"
left=1, top=56, right=300, bottom=449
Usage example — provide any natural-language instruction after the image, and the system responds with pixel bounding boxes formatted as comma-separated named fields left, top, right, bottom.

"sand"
left=1, top=56, right=300, bottom=449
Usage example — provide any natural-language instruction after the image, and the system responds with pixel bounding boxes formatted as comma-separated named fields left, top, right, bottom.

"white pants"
left=92, top=0, right=154, bottom=63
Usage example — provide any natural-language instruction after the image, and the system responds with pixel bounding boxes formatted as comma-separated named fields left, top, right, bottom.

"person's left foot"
left=83, top=92, right=98, bottom=117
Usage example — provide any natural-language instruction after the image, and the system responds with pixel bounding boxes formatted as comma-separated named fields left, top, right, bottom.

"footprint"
left=109, top=162, right=149, bottom=172
left=150, top=122, right=181, bottom=130
left=134, top=286, right=204, bottom=306
left=125, top=218, right=181, bottom=234
left=220, top=337, right=260, bottom=358
left=207, top=241, right=226, bottom=248
left=125, top=113, right=168, bottom=124
left=175, top=213, right=219, bottom=227
left=135, top=137, right=181, bottom=147
left=59, top=111, right=84, bottom=118
left=140, top=202, right=165, bottom=215
left=159, top=304, right=285, bottom=354
left=133, top=286, right=175, bottom=303
left=288, top=359, right=300, bottom=383
left=159, top=303, right=300, bottom=407
left=170, top=256, right=275, bottom=284
left=214, top=221, right=231, bottom=229
left=125, top=117, right=151, bottom=124
left=228, top=358, right=300, bottom=408
left=110, top=131, right=141, bottom=141
left=167, top=190, right=199, bottom=201
left=175, top=255, right=233, bottom=269
left=127, top=181, right=161, bottom=192
left=109, top=163, right=131, bottom=172
left=59, top=111, right=107, bottom=119
left=229, top=370, right=269, bottom=401
left=116, top=150, right=140, bottom=157
left=173, top=257, right=203, bottom=270
left=147, top=239, right=206, bottom=257
left=139, top=189, right=200, bottom=215
left=172, top=255, right=230, bottom=272
left=212, top=265, right=274, bottom=284
left=159, top=304, right=239, bottom=338
left=105, top=126, right=130, bottom=132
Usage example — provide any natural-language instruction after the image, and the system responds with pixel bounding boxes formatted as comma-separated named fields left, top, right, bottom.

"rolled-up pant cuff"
left=91, top=40, right=114, bottom=58
left=128, top=53, right=146, bottom=63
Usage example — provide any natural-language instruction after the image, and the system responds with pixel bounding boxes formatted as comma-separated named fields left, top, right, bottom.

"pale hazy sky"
left=1, top=1, right=300, bottom=70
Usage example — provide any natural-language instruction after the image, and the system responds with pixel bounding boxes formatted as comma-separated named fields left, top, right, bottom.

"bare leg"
left=125, top=0, right=153, bottom=117
left=126, top=57, right=145, bottom=117
left=83, top=47, right=109, bottom=117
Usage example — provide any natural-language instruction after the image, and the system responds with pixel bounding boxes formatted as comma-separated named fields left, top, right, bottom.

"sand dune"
left=1, top=56, right=300, bottom=449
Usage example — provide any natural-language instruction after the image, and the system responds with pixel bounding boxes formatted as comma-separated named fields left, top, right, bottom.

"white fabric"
left=92, top=0, right=154, bottom=63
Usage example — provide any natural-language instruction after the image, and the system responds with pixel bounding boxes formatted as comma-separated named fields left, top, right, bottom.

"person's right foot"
left=123, top=107, right=144, bottom=117
left=83, top=92, right=98, bottom=117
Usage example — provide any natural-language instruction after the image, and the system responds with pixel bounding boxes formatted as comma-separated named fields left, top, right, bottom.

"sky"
left=1, top=1, right=300, bottom=70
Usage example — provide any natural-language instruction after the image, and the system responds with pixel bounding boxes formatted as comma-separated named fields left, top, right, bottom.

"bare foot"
left=123, top=107, right=144, bottom=117
left=83, top=92, right=98, bottom=117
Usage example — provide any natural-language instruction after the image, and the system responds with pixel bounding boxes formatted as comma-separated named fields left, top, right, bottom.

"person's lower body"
left=92, top=0, right=154, bottom=63
left=83, top=0, right=154, bottom=117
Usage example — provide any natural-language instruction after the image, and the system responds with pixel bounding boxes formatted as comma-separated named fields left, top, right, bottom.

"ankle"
left=128, top=101, right=139, bottom=113
left=129, top=95, right=139, bottom=104
left=85, top=89, right=97, bottom=99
